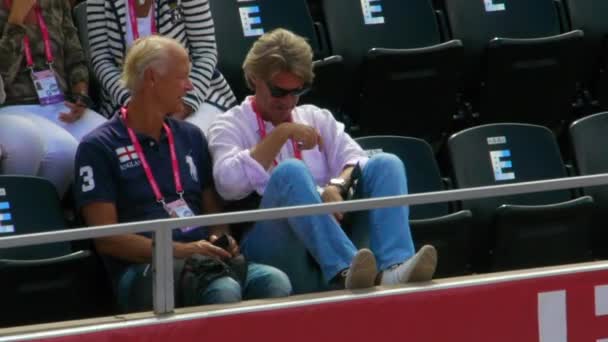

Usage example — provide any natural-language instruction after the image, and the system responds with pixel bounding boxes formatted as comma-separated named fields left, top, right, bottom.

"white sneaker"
left=344, top=248, right=377, bottom=290
left=381, top=245, right=437, bottom=285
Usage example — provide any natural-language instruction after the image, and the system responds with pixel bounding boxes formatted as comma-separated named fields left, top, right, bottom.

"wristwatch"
left=328, top=178, right=349, bottom=195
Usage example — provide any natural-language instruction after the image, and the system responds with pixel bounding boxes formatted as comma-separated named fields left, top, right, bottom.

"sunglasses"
left=265, top=81, right=311, bottom=98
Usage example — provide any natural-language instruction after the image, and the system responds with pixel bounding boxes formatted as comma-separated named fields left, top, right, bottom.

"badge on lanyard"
left=121, top=107, right=197, bottom=233
left=32, top=69, right=63, bottom=105
left=12, top=1, right=65, bottom=106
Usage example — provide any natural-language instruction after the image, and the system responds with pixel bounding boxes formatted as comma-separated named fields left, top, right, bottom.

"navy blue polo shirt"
left=74, top=116, right=213, bottom=278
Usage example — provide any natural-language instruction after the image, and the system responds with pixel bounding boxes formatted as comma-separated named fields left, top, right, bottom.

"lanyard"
left=120, top=107, right=183, bottom=204
left=251, top=97, right=302, bottom=166
left=127, top=0, right=157, bottom=40
left=4, top=0, right=54, bottom=67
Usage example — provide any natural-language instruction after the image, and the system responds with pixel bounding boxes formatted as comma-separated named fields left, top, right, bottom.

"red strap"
left=121, top=107, right=183, bottom=203
left=127, top=0, right=157, bottom=41
left=4, top=0, right=55, bottom=67
left=251, top=97, right=302, bottom=167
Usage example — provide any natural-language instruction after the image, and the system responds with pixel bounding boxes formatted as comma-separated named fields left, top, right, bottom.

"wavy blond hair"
left=243, top=28, right=314, bottom=90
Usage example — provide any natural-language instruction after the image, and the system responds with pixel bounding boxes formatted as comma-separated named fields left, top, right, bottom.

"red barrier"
left=31, top=266, right=608, bottom=342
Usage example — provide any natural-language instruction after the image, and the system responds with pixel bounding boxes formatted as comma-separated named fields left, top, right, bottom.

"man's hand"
left=179, top=239, right=232, bottom=259
left=321, top=185, right=345, bottom=221
left=171, top=103, right=194, bottom=120
left=209, top=234, right=240, bottom=257
left=284, top=122, right=323, bottom=150
left=59, top=100, right=86, bottom=123
left=7, top=0, right=37, bottom=26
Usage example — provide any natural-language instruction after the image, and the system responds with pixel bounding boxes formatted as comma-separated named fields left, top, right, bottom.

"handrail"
left=2, top=172, right=608, bottom=314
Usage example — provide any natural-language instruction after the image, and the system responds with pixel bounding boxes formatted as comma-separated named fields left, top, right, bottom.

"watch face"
left=330, top=178, right=346, bottom=186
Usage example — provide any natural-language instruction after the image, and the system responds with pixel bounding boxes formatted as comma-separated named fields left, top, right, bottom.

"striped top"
left=87, top=0, right=236, bottom=117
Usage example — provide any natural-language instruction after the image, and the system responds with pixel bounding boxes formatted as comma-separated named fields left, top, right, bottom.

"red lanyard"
left=127, top=0, right=157, bottom=40
left=251, top=97, right=302, bottom=166
left=120, top=107, right=183, bottom=204
left=4, top=0, right=54, bottom=67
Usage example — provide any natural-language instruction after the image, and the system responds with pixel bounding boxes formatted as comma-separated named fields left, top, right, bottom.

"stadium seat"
left=569, top=111, right=608, bottom=258
left=448, top=124, right=593, bottom=272
left=442, top=0, right=583, bottom=127
left=208, top=0, right=344, bottom=116
left=356, top=136, right=474, bottom=277
left=0, top=176, right=113, bottom=327
left=322, top=0, right=463, bottom=144
left=563, top=0, right=608, bottom=109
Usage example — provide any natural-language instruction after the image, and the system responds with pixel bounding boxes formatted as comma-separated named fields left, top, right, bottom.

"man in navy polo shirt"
left=74, top=36, right=291, bottom=312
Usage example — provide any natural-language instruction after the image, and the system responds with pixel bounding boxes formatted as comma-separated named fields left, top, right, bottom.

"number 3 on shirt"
left=80, top=166, right=95, bottom=192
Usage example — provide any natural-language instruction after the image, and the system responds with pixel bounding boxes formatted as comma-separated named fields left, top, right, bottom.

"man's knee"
left=268, top=159, right=316, bottom=191
left=200, top=277, right=242, bottom=304
left=366, top=152, right=406, bottom=177
left=248, top=264, right=292, bottom=298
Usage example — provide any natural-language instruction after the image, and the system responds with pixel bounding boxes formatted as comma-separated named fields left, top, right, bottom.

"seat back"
left=208, top=0, right=320, bottom=101
left=444, top=0, right=561, bottom=85
left=569, top=111, right=608, bottom=257
left=0, top=176, right=116, bottom=326
left=448, top=124, right=577, bottom=270
left=322, top=0, right=442, bottom=69
left=444, top=0, right=581, bottom=125
left=322, top=0, right=463, bottom=142
left=449, top=123, right=571, bottom=219
left=355, top=136, right=448, bottom=219
left=492, top=197, right=593, bottom=270
left=0, top=176, right=68, bottom=259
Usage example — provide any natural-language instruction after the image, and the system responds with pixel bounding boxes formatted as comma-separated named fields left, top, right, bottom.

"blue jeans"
left=241, top=153, right=415, bottom=294
left=117, top=262, right=291, bottom=312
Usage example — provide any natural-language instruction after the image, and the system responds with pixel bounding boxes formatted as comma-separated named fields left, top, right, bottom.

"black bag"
left=179, top=254, right=248, bottom=306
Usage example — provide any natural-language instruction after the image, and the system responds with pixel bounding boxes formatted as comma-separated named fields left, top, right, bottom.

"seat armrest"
left=0, top=250, right=91, bottom=269
left=410, top=209, right=472, bottom=226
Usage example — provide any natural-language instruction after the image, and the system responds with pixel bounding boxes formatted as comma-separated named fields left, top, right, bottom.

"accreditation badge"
left=31, top=69, right=64, bottom=105
left=165, top=198, right=197, bottom=233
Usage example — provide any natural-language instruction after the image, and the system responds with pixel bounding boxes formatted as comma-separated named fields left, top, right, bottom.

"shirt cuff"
left=237, top=149, right=270, bottom=196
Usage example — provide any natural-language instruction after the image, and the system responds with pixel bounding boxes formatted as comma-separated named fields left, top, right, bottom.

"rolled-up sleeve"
left=208, top=113, right=269, bottom=200
left=315, top=107, right=368, bottom=176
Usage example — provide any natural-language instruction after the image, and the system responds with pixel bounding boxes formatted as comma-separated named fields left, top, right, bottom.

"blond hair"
left=121, top=35, right=187, bottom=92
left=242, top=28, right=314, bottom=90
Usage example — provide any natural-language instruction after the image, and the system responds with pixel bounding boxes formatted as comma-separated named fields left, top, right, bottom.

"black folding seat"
left=569, top=111, right=608, bottom=258
left=0, top=176, right=114, bottom=327
left=356, top=136, right=473, bottom=277
left=443, top=0, right=583, bottom=127
left=563, top=0, right=608, bottom=109
left=208, top=0, right=344, bottom=116
left=322, top=0, right=463, bottom=144
left=448, top=124, right=593, bottom=272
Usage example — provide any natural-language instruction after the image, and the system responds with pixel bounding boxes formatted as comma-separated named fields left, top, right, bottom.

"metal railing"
left=2, top=173, right=608, bottom=314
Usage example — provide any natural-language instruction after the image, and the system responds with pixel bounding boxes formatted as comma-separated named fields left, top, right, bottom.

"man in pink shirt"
left=208, top=29, right=437, bottom=294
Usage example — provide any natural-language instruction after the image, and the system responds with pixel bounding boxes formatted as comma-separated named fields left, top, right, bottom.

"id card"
left=165, top=198, right=197, bottom=233
left=32, top=69, right=64, bottom=105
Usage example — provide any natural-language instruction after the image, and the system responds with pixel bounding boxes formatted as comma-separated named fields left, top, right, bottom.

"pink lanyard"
left=120, top=107, right=183, bottom=204
left=4, top=0, right=54, bottom=68
left=251, top=98, right=302, bottom=166
left=127, top=0, right=157, bottom=40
